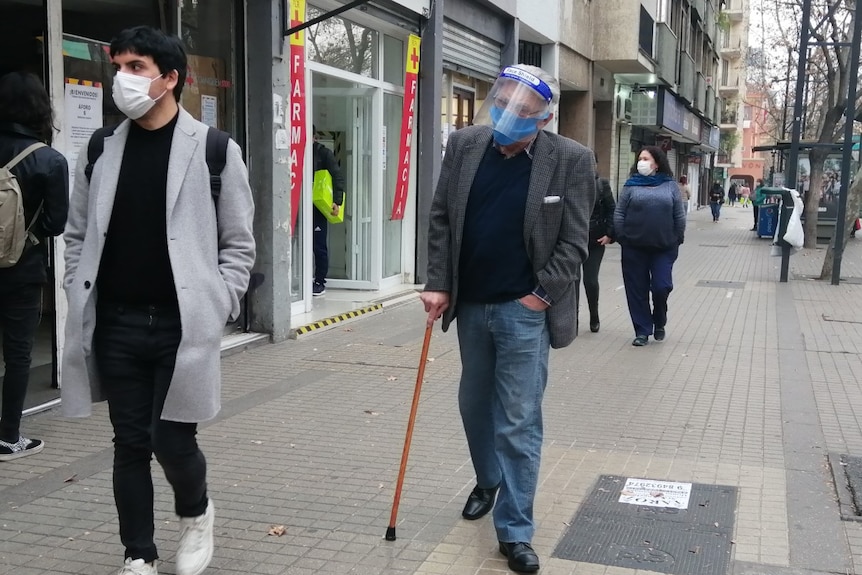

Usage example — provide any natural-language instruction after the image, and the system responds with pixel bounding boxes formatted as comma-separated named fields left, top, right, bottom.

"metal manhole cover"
left=552, top=475, right=737, bottom=575
left=696, top=280, right=745, bottom=289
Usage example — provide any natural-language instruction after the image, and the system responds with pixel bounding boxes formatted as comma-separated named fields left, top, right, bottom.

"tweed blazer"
left=61, top=108, right=255, bottom=423
left=425, top=125, right=596, bottom=349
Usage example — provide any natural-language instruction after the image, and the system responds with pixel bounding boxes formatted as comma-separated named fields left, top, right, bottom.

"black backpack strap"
left=84, top=124, right=118, bottom=182
left=205, top=127, right=230, bottom=199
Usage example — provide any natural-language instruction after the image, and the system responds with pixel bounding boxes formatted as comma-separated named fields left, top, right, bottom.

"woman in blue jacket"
left=613, top=146, right=686, bottom=346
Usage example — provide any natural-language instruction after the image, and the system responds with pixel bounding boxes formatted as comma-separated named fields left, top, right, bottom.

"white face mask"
left=112, top=71, right=169, bottom=120
left=637, top=160, right=655, bottom=176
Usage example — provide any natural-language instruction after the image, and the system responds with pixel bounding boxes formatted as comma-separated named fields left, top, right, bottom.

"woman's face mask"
left=112, top=71, right=170, bottom=120
left=637, top=159, right=655, bottom=176
left=489, top=106, right=548, bottom=146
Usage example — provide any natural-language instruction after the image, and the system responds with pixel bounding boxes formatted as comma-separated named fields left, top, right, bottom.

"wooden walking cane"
left=385, top=323, right=433, bottom=541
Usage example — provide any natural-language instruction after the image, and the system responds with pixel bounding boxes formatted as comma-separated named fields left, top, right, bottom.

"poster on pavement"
left=618, top=478, right=692, bottom=509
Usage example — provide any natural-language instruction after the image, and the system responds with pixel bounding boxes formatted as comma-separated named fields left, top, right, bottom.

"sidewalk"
left=3, top=204, right=862, bottom=575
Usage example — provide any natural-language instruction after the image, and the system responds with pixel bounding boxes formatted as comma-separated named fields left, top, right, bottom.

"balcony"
left=706, top=86, right=716, bottom=123
left=716, top=152, right=732, bottom=165
left=655, top=22, right=678, bottom=86
left=724, top=1, right=744, bottom=22
left=690, top=0, right=707, bottom=20
left=679, top=53, right=696, bottom=103
left=720, top=108, right=738, bottom=128
left=718, top=76, right=739, bottom=96
left=705, top=2, right=717, bottom=42
left=719, top=33, right=742, bottom=59
left=696, top=72, right=708, bottom=113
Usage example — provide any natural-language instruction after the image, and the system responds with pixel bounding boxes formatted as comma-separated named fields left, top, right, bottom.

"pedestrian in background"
left=61, top=26, right=255, bottom=575
left=0, top=71, right=69, bottom=461
left=709, top=182, right=724, bottom=222
left=613, top=146, right=686, bottom=347
left=739, top=183, right=751, bottom=207
left=583, top=155, right=616, bottom=333
left=678, top=175, right=691, bottom=212
left=311, top=125, right=345, bottom=297
left=728, top=182, right=737, bottom=206
left=421, top=64, right=595, bottom=574
left=751, top=178, right=764, bottom=231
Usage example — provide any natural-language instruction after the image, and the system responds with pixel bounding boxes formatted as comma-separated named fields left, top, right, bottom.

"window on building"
left=307, top=4, right=379, bottom=78
left=518, top=41, right=543, bottom=68
left=639, top=6, right=654, bottom=57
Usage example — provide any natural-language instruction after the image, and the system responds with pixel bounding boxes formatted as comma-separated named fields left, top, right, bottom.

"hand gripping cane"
left=385, top=324, right=433, bottom=541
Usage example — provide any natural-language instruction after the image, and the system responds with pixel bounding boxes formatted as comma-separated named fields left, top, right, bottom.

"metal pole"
left=783, top=0, right=813, bottom=283
left=831, top=0, right=862, bottom=285
left=779, top=46, right=792, bottom=173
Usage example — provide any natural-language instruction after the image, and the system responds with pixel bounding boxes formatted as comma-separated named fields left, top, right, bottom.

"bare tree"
left=306, top=7, right=374, bottom=76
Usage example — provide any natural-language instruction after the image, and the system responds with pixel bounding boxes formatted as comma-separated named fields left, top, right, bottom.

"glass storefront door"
left=311, top=72, right=375, bottom=287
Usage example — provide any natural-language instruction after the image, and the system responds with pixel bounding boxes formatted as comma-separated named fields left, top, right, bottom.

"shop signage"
left=289, top=0, right=307, bottom=234
left=660, top=90, right=685, bottom=135
left=655, top=135, right=673, bottom=152
left=390, top=34, right=421, bottom=220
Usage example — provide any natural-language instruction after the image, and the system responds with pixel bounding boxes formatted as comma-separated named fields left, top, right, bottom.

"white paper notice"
left=63, top=83, right=103, bottom=189
left=618, top=478, right=692, bottom=509
left=275, top=129, right=289, bottom=150
left=273, top=93, right=284, bottom=124
left=201, top=95, right=218, bottom=128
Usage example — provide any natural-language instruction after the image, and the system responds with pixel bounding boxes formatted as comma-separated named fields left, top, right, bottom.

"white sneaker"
left=176, top=499, right=215, bottom=575
left=118, top=558, right=157, bottom=575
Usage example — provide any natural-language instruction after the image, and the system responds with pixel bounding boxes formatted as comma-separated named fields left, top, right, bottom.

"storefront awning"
left=284, top=0, right=374, bottom=37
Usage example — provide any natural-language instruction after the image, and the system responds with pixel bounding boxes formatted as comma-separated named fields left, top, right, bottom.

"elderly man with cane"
left=420, top=64, right=595, bottom=573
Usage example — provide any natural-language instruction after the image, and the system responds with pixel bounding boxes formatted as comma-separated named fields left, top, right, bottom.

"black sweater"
left=97, top=114, right=178, bottom=306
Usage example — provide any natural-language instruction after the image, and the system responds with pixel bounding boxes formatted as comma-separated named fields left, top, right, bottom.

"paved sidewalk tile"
left=3, top=204, right=862, bottom=574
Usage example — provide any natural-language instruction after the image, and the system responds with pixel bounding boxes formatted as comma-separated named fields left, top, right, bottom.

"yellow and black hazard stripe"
left=293, top=303, right=383, bottom=336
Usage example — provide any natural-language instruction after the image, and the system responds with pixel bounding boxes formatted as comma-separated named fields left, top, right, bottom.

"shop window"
left=307, top=4, right=379, bottom=79
left=180, top=0, right=241, bottom=138
left=383, top=35, right=403, bottom=85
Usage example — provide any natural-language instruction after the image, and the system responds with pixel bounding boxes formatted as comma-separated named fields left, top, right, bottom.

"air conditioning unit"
left=616, top=95, right=632, bottom=122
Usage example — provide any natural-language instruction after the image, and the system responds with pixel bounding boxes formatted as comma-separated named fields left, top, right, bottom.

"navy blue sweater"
left=458, top=144, right=534, bottom=303
left=613, top=179, right=686, bottom=251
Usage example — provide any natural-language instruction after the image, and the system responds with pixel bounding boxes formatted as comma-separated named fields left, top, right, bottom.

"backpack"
left=0, top=142, right=47, bottom=268
left=84, top=124, right=230, bottom=199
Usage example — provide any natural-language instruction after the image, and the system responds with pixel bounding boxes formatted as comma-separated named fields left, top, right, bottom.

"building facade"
left=592, top=0, right=731, bottom=209
left=715, top=0, right=749, bottom=195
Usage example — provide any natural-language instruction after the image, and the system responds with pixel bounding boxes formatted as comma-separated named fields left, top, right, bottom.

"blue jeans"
left=456, top=300, right=550, bottom=543
left=621, top=246, right=678, bottom=337
left=710, top=202, right=721, bottom=220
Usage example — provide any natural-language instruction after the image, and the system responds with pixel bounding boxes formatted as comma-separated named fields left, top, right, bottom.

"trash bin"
left=758, top=203, right=779, bottom=238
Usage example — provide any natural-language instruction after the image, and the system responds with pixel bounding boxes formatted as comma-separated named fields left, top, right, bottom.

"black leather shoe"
left=461, top=484, right=498, bottom=520
left=590, top=319, right=600, bottom=333
left=654, top=327, right=666, bottom=341
left=498, top=541, right=540, bottom=573
left=632, top=335, right=648, bottom=346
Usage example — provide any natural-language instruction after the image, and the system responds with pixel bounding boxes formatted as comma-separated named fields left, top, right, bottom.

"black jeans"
left=753, top=205, right=759, bottom=228
left=94, top=303, right=207, bottom=562
left=582, top=242, right=606, bottom=321
left=312, top=208, right=328, bottom=285
left=0, top=282, right=42, bottom=443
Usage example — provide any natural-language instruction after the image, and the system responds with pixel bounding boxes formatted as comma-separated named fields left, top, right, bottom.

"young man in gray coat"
left=420, top=65, right=595, bottom=573
left=61, top=26, right=255, bottom=575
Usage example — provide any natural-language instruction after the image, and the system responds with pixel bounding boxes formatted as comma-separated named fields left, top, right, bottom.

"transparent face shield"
left=474, top=66, right=553, bottom=146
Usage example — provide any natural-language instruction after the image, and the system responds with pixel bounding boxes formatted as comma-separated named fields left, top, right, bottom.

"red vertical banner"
left=289, top=0, right=307, bottom=234
left=390, top=34, right=421, bottom=221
